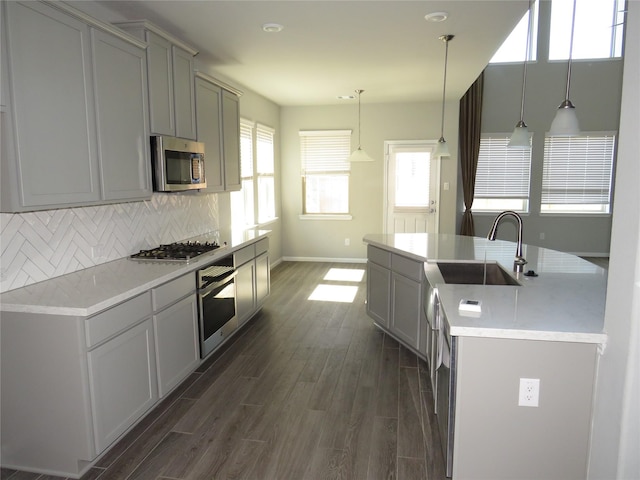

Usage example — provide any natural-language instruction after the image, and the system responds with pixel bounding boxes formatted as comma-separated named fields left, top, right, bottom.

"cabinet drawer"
left=86, top=292, right=151, bottom=348
left=368, top=245, right=391, bottom=268
left=152, top=273, right=195, bottom=312
left=255, top=237, right=269, bottom=256
left=392, top=254, right=423, bottom=282
left=234, top=244, right=255, bottom=267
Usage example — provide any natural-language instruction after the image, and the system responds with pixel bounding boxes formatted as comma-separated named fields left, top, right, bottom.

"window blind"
left=256, top=124, right=275, bottom=174
left=239, top=120, right=254, bottom=179
left=475, top=135, right=531, bottom=199
left=300, top=130, right=351, bottom=173
left=541, top=133, right=615, bottom=206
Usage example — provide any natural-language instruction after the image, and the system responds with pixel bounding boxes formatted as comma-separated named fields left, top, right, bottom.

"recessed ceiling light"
left=425, top=11, right=448, bottom=23
left=262, top=23, right=284, bottom=33
left=337, top=95, right=356, bottom=100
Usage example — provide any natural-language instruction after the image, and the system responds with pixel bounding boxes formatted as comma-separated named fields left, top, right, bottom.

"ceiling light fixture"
left=348, top=89, right=374, bottom=162
left=262, top=23, right=284, bottom=33
left=434, top=34, right=454, bottom=159
left=509, top=1, right=534, bottom=148
left=549, top=0, right=580, bottom=136
left=425, top=11, right=448, bottom=23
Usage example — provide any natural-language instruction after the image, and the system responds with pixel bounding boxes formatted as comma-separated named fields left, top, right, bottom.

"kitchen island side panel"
left=452, top=336, right=597, bottom=480
left=1, top=311, right=95, bottom=476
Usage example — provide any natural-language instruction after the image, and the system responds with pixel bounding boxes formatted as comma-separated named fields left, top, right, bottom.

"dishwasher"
left=435, top=293, right=457, bottom=478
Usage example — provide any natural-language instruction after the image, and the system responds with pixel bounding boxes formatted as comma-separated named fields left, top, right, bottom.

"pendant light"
left=434, top=34, right=454, bottom=158
left=508, top=1, right=534, bottom=148
left=348, top=89, right=374, bottom=162
left=550, top=0, right=580, bottom=136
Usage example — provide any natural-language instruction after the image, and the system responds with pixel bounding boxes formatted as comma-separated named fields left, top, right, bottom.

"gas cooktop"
left=130, top=241, right=220, bottom=262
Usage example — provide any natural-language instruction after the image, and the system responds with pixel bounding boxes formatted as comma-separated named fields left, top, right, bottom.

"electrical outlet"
left=344, top=238, right=350, bottom=246
left=518, top=378, right=540, bottom=407
left=540, top=232, right=546, bottom=240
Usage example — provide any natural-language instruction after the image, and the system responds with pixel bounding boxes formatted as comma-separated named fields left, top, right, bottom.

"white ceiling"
left=93, top=0, right=529, bottom=106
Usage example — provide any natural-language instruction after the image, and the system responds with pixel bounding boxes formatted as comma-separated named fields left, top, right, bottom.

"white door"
left=384, top=141, right=440, bottom=234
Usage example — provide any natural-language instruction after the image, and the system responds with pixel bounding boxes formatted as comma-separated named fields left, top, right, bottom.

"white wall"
left=588, top=1, right=640, bottom=478
left=280, top=101, right=459, bottom=260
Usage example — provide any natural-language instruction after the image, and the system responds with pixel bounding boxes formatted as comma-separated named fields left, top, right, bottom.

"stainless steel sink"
left=436, top=262, right=520, bottom=286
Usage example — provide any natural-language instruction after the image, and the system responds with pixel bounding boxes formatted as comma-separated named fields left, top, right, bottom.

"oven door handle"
left=199, top=270, right=237, bottom=294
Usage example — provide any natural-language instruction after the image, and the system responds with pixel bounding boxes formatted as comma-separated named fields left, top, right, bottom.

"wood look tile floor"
left=1, top=261, right=446, bottom=480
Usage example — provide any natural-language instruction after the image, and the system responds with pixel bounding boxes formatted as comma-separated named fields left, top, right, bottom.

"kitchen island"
left=0, top=229, right=270, bottom=477
left=363, top=233, right=607, bottom=480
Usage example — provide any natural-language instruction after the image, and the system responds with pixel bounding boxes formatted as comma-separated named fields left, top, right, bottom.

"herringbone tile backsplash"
left=0, top=194, right=219, bottom=293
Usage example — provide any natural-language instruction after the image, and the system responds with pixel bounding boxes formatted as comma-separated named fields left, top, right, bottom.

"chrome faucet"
left=487, top=210, right=528, bottom=272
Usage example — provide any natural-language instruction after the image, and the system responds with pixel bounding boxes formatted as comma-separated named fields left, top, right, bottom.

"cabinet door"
left=221, top=90, right=241, bottom=191
left=146, top=30, right=174, bottom=136
left=255, top=252, right=270, bottom=307
left=367, top=261, right=391, bottom=328
left=154, top=295, right=199, bottom=397
left=172, top=46, right=196, bottom=140
left=91, top=29, right=151, bottom=201
left=87, top=317, right=158, bottom=453
left=235, top=260, right=256, bottom=327
left=391, top=273, right=421, bottom=350
left=3, top=1, right=101, bottom=209
left=195, top=77, right=224, bottom=192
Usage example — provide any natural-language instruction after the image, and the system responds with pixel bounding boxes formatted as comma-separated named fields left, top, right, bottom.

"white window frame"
left=490, top=0, right=539, bottom=64
left=299, top=130, right=352, bottom=219
left=540, top=131, right=616, bottom=215
left=549, top=0, right=625, bottom=60
left=473, top=134, right=532, bottom=214
left=256, top=123, right=277, bottom=224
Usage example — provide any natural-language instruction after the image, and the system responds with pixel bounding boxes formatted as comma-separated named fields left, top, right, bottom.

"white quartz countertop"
left=363, top=233, right=608, bottom=345
left=0, top=229, right=270, bottom=317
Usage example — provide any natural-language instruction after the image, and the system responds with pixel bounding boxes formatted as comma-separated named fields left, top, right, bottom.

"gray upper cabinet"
left=1, top=1, right=152, bottom=213
left=91, top=29, right=152, bottom=201
left=194, top=72, right=242, bottom=193
left=115, top=22, right=198, bottom=140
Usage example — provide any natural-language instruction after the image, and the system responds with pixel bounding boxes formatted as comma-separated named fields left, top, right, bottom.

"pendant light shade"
left=508, top=1, right=533, bottom=148
left=550, top=0, right=580, bottom=136
left=348, top=89, right=374, bottom=162
left=436, top=34, right=454, bottom=158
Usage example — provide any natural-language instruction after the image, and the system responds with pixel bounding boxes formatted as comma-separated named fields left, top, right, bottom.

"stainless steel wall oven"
left=197, top=255, right=237, bottom=358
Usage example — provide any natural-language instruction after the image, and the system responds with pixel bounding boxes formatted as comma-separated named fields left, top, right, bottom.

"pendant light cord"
left=439, top=35, right=453, bottom=138
left=518, top=1, right=533, bottom=124
left=565, top=0, right=577, bottom=102
left=355, top=89, right=364, bottom=148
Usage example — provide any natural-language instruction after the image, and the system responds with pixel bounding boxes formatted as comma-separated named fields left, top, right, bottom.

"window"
left=541, top=132, right=615, bottom=214
left=256, top=124, right=276, bottom=223
left=300, top=130, right=351, bottom=215
left=490, top=0, right=538, bottom=63
left=474, top=135, right=532, bottom=213
left=549, top=0, right=624, bottom=60
left=231, top=120, right=277, bottom=228
left=231, top=120, right=255, bottom=228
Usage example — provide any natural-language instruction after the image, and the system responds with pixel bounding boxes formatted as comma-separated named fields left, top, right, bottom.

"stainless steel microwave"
left=151, top=135, right=206, bottom=192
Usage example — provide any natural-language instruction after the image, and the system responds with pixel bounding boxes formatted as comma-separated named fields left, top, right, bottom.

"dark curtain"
left=458, top=71, right=484, bottom=236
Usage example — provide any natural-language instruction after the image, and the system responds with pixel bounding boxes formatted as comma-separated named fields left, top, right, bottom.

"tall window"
left=256, top=124, right=276, bottom=223
left=541, top=132, right=615, bottom=214
left=490, top=0, right=539, bottom=63
left=231, top=120, right=277, bottom=228
left=549, top=0, right=624, bottom=60
left=474, top=134, right=532, bottom=213
left=300, top=130, right=351, bottom=215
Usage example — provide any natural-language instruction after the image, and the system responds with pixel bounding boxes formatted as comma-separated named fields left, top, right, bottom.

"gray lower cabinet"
left=152, top=274, right=199, bottom=397
left=1, top=1, right=151, bottom=212
left=366, top=245, right=426, bottom=355
left=87, top=316, right=157, bottom=454
left=234, top=237, right=270, bottom=327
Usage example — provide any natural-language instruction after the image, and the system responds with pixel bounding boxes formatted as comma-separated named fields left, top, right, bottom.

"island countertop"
left=0, top=229, right=270, bottom=317
left=363, top=233, right=608, bottom=345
